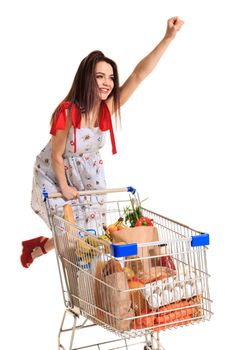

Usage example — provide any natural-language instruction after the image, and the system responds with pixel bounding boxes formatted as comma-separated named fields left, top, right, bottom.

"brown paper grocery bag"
left=111, top=226, right=159, bottom=275
left=95, top=263, right=134, bottom=331
left=103, top=272, right=134, bottom=331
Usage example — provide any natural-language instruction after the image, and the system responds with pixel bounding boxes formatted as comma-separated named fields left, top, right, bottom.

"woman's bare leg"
left=31, top=237, right=54, bottom=260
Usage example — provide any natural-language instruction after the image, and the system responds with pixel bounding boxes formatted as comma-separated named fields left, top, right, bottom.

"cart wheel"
left=144, top=346, right=152, bottom=350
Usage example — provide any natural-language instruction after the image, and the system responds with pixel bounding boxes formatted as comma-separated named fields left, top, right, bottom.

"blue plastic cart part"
left=110, top=243, right=138, bottom=257
left=191, top=233, right=210, bottom=247
left=42, top=190, right=48, bottom=200
left=86, top=229, right=97, bottom=236
left=127, top=186, right=136, bottom=194
left=78, top=229, right=97, bottom=238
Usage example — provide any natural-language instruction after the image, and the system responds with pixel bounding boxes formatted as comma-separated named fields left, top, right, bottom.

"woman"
left=21, top=16, right=184, bottom=268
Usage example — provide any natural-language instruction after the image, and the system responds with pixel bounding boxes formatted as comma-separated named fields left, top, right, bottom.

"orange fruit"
left=107, top=224, right=118, bottom=234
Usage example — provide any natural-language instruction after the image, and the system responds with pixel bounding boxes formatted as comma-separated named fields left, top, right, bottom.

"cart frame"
left=44, top=187, right=212, bottom=350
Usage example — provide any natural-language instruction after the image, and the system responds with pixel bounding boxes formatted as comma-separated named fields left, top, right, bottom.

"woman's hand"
left=164, top=16, right=184, bottom=40
left=61, top=185, right=79, bottom=200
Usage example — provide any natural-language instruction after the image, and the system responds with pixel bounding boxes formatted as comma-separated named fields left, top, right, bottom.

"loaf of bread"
left=63, top=204, right=75, bottom=224
left=102, top=259, right=123, bottom=277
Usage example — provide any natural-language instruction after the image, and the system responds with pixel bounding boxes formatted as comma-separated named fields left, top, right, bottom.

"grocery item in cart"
left=63, top=204, right=75, bottom=224
left=77, top=234, right=110, bottom=258
left=102, top=258, right=123, bottom=276
left=134, top=296, right=202, bottom=331
left=125, top=255, right=144, bottom=279
left=111, top=225, right=159, bottom=280
left=139, top=266, right=176, bottom=285
left=156, top=243, right=176, bottom=271
left=143, top=270, right=204, bottom=309
left=105, top=217, right=128, bottom=235
left=95, top=258, right=135, bottom=331
left=128, top=277, right=147, bottom=315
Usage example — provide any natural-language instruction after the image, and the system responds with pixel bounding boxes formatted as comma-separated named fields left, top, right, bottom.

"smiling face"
left=95, top=61, right=114, bottom=100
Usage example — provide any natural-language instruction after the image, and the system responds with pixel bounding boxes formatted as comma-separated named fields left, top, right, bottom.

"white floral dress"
left=31, top=101, right=117, bottom=235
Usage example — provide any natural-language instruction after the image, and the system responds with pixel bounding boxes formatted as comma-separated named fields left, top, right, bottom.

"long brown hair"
left=51, top=50, right=121, bottom=123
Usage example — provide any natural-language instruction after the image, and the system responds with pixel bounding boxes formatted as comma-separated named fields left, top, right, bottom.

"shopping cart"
left=44, top=187, right=213, bottom=350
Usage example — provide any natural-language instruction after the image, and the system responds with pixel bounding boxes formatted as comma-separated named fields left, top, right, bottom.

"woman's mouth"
left=99, top=88, right=110, bottom=94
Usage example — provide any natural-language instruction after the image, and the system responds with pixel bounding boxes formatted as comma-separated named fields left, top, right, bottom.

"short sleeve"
left=50, top=101, right=72, bottom=136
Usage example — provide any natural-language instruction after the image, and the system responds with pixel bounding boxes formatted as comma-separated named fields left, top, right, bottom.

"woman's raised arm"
left=118, top=17, right=184, bottom=107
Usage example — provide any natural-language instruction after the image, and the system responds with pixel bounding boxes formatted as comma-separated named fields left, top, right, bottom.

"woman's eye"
left=96, top=75, right=103, bottom=79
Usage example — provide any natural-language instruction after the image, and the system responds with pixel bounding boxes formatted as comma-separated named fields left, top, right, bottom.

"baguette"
left=63, top=204, right=75, bottom=224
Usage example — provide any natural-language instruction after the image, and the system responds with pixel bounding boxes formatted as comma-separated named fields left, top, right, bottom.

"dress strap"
left=99, top=102, right=117, bottom=155
left=50, top=102, right=80, bottom=153
left=50, top=101, right=117, bottom=155
left=70, top=104, right=80, bottom=153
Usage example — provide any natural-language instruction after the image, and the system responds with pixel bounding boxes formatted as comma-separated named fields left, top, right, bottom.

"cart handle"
left=43, top=186, right=136, bottom=199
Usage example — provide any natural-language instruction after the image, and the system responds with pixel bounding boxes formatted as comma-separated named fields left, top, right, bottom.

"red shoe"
left=20, top=236, right=49, bottom=268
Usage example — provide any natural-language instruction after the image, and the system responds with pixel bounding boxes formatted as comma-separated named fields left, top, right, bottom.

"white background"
left=0, top=0, right=232, bottom=349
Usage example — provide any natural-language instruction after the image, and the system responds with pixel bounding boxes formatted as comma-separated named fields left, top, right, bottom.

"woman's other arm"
left=51, top=113, right=79, bottom=200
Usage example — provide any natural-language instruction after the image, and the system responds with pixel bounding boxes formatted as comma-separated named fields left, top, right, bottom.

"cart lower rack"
left=45, top=187, right=212, bottom=350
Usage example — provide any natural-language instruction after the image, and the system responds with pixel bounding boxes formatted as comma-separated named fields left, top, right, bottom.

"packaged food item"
left=156, top=244, right=176, bottom=271
left=139, top=266, right=175, bottom=284
left=125, top=256, right=144, bottom=279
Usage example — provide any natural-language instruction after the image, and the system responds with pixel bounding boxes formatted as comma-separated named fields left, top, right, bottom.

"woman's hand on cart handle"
left=60, top=185, right=79, bottom=200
